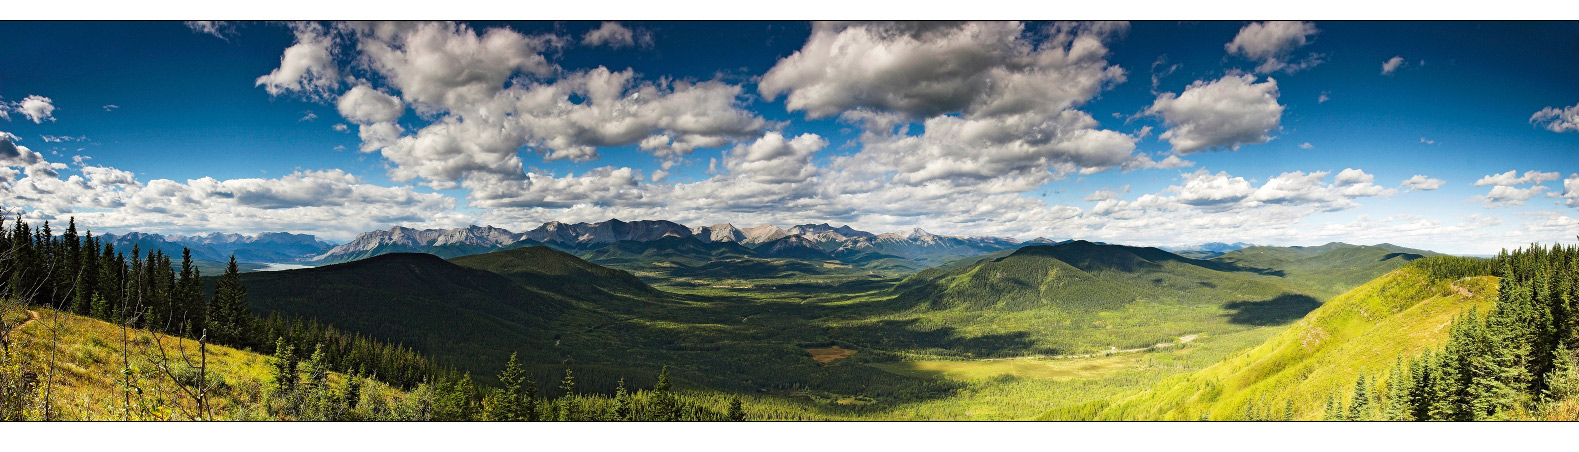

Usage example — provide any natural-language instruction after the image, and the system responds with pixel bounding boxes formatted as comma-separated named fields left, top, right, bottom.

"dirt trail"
left=977, top=334, right=1200, bottom=361
left=3, top=310, right=40, bottom=334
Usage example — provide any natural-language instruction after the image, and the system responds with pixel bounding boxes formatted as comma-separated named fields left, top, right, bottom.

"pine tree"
left=653, top=366, right=677, bottom=421
left=1348, top=377, right=1371, bottom=421
left=558, top=368, right=576, bottom=421
left=485, top=353, right=527, bottom=421
left=727, top=396, right=745, bottom=421
left=613, top=378, right=632, bottom=421
left=523, top=371, right=539, bottom=421
left=1542, top=346, right=1578, bottom=405
left=208, top=256, right=248, bottom=344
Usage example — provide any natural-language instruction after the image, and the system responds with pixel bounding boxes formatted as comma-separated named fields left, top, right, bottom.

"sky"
left=1, top=20, right=1577, bottom=254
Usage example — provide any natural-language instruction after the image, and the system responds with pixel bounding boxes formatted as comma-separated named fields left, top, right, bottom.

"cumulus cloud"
left=1224, top=21, right=1321, bottom=74
left=1317, top=92, right=1329, bottom=103
left=1299, top=142, right=1313, bottom=149
left=251, top=21, right=769, bottom=205
left=1400, top=175, right=1445, bottom=191
left=14, top=95, right=57, bottom=123
left=582, top=21, right=650, bottom=49
left=1530, top=103, right=1579, bottom=133
left=760, top=21, right=1128, bottom=120
left=1419, top=137, right=1436, bottom=145
left=1474, top=170, right=1560, bottom=186
left=255, top=22, right=340, bottom=101
left=0, top=144, right=465, bottom=240
left=1558, top=174, right=1579, bottom=208
left=102, top=105, right=119, bottom=112
left=1381, top=56, right=1407, bottom=75
left=336, top=85, right=404, bottom=124
left=1476, top=185, right=1548, bottom=207
left=1149, top=73, right=1284, bottom=154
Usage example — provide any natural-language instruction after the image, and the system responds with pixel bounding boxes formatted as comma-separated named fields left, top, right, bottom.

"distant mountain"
left=867, top=228, right=1019, bottom=265
left=1165, top=242, right=1256, bottom=259
left=579, top=236, right=757, bottom=268
left=103, top=231, right=332, bottom=264
left=314, top=225, right=535, bottom=264
left=691, top=223, right=746, bottom=244
left=524, top=219, right=692, bottom=245
left=756, top=235, right=832, bottom=260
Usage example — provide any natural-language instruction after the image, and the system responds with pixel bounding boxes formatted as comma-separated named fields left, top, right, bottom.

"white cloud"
left=102, top=105, right=118, bottom=112
left=0, top=143, right=466, bottom=240
left=1299, top=142, right=1313, bottom=149
left=1558, top=174, right=1579, bottom=208
left=332, top=123, right=349, bottom=132
left=1419, top=137, right=1435, bottom=145
left=1224, top=21, right=1321, bottom=74
left=1317, top=92, right=1329, bottom=103
left=336, top=85, right=404, bottom=124
left=184, top=21, right=235, bottom=40
left=298, top=111, right=318, bottom=122
left=1381, top=56, right=1406, bottom=75
left=1400, top=175, right=1445, bottom=191
left=1530, top=103, right=1579, bottom=133
left=255, top=22, right=340, bottom=101
left=16, top=95, right=56, bottom=123
left=582, top=21, right=649, bottom=49
left=1476, top=185, right=1548, bottom=207
left=1474, top=170, right=1560, bottom=186
left=760, top=21, right=1128, bottom=119
left=1149, top=73, right=1284, bottom=154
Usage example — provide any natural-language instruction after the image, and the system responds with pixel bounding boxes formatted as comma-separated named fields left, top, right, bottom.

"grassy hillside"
left=1213, top=242, right=1434, bottom=299
left=875, top=241, right=1323, bottom=356
left=1041, top=262, right=1497, bottom=420
left=5, top=308, right=406, bottom=420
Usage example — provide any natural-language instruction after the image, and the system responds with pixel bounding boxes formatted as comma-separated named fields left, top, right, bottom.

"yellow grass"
left=807, top=346, right=856, bottom=363
left=9, top=308, right=399, bottom=420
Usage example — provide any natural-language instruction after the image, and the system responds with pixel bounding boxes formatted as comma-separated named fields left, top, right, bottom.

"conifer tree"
left=558, top=368, right=576, bottom=421
left=524, top=371, right=539, bottom=421
left=727, top=396, right=745, bottom=421
left=613, top=378, right=632, bottom=421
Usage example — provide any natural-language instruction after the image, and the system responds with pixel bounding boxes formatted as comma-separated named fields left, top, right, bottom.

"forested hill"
left=451, top=245, right=659, bottom=299
left=237, top=253, right=577, bottom=372
left=893, top=240, right=1308, bottom=312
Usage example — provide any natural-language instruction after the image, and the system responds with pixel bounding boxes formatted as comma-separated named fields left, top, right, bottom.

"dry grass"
left=807, top=346, right=856, bottom=363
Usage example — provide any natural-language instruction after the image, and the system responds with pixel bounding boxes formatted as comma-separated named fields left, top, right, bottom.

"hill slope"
left=7, top=308, right=406, bottom=420
left=451, top=245, right=659, bottom=300
left=1041, top=262, right=1497, bottom=420
left=1212, top=242, right=1434, bottom=299
left=238, top=253, right=575, bottom=370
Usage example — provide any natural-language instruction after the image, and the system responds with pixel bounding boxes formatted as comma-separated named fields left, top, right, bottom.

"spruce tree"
left=727, top=396, right=745, bottom=421
left=613, top=378, right=632, bottom=421
left=558, top=368, right=576, bottom=421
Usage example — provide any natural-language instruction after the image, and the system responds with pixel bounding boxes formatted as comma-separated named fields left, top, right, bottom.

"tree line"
left=1323, top=248, right=1579, bottom=420
left=0, top=212, right=444, bottom=390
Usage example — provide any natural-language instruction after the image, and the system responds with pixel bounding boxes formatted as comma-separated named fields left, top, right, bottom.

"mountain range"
left=102, top=231, right=335, bottom=265
left=312, top=219, right=1035, bottom=266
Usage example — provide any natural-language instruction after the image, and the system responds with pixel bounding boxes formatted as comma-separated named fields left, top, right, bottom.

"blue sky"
left=1, top=20, right=1576, bottom=254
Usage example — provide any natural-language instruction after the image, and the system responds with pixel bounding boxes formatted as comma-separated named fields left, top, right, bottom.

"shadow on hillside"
left=1223, top=293, right=1321, bottom=326
left=1381, top=252, right=1424, bottom=262
left=824, top=318, right=1043, bottom=358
